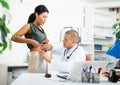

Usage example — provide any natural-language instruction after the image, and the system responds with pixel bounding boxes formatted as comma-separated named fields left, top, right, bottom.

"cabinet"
left=93, top=8, right=116, bottom=61
left=56, top=7, right=117, bottom=62
left=0, top=63, right=28, bottom=85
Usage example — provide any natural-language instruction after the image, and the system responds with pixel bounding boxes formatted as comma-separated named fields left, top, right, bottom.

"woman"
left=11, top=5, right=50, bottom=73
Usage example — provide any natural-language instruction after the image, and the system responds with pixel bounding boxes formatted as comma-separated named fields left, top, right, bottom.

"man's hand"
left=41, top=44, right=53, bottom=51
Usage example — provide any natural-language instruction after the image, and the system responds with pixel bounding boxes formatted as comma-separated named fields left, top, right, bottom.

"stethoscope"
left=64, top=44, right=79, bottom=60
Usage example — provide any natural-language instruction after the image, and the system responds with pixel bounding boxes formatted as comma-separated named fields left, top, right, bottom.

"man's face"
left=62, top=34, right=73, bottom=48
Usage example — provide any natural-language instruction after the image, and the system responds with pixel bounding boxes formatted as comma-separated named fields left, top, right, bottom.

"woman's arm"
left=32, top=44, right=51, bottom=63
left=42, top=51, right=51, bottom=63
left=11, top=24, right=39, bottom=47
left=38, top=47, right=51, bottom=63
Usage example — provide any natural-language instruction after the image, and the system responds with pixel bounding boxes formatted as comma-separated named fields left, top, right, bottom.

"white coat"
left=50, top=44, right=86, bottom=73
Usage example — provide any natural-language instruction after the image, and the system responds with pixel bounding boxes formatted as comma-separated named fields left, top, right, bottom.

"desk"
left=10, top=73, right=120, bottom=85
left=0, top=63, right=28, bottom=85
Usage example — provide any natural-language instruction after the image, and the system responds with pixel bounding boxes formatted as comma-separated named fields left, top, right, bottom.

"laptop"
left=57, top=61, right=108, bottom=80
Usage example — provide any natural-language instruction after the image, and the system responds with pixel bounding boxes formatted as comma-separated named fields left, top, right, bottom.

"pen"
left=88, top=65, right=92, bottom=82
left=89, top=65, right=92, bottom=72
left=82, top=68, right=86, bottom=72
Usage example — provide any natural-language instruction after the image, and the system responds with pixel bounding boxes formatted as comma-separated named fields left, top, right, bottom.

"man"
left=42, top=29, right=86, bottom=73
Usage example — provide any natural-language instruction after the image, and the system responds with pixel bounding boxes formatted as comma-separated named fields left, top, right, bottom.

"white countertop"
left=6, top=63, right=28, bottom=67
left=0, top=62, right=28, bottom=67
left=10, top=73, right=120, bottom=85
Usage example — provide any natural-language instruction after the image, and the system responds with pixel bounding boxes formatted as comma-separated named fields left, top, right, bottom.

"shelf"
left=79, top=43, right=93, bottom=45
left=85, top=7, right=116, bottom=62
left=94, top=50, right=106, bottom=53
left=94, top=9, right=116, bottom=30
left=94, top=57, right=109, bottom=61
left=94, top=35, right=113, bottom=40
left=94, top=44, right=107, bottom=46
left=94, top=9, right=116, bottom=17
left=94, top=24, right=112, bottom=29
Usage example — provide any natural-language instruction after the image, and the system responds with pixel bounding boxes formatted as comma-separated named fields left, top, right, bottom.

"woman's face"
left=36, top=12, right=48, bottom=26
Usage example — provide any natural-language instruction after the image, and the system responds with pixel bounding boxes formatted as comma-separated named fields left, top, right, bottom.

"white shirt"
left=50, top=43, right=86, bottom=73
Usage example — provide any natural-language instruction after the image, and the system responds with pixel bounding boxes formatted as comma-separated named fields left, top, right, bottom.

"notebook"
left=57, top=61, right=109, bottom=80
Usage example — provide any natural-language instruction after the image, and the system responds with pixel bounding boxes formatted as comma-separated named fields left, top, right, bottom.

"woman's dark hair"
left=28, top=5, right=49, bottom=23
left=27, top=13, right=35, bottom=23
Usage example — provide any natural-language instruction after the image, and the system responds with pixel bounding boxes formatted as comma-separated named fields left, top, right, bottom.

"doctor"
left=42, top=29, right=86, bottom=73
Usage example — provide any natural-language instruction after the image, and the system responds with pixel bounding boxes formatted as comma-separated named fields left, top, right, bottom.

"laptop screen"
left=67, top=61, right=109, bottom=80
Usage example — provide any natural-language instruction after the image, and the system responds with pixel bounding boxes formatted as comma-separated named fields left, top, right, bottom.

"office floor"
left=8, top=77, right=16, bottom=85
left=8, top=68, right=28, bottom=85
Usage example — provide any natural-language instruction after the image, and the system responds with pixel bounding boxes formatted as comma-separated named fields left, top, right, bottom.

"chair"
left=86, top=54, right=91, bottom=61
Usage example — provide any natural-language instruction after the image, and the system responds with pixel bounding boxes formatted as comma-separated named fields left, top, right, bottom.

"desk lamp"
left=106, top=38, right=120, bottom=69
left=106, top=22, right=120, bottom=82
left=106, top=22, right=120, bottom=68
left=106, top=38, right=120, bottom=82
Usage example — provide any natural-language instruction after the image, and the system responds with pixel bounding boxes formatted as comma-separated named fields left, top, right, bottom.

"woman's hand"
left=41, top=51, right=51, bottom=63
left=29, top=39, right=40, bottom=47
left=42, top=38, right=49, bottom=44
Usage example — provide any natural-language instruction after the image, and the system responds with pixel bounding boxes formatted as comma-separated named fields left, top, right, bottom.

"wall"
left=0, top=0, right=86, bottom=63
left=41, top=0, right=86, bottom=42
left=91, top=1, right=120, bottom=8
left=0, top=0, right=43, bottom=63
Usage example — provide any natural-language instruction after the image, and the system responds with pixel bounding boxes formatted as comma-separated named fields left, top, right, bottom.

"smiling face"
left=35, top=12, right=48, bottom=26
